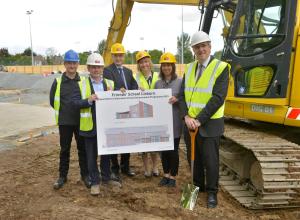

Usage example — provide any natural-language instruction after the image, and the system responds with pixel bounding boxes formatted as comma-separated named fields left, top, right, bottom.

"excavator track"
left=219, top=121, right=300, bottom=209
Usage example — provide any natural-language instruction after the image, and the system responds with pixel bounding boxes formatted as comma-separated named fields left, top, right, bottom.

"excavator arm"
left=103, top=0, right=207, bottom=65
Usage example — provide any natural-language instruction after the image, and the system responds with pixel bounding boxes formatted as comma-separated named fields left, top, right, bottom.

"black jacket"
left=49, top=72, right=81, bottom=125
left=103, top=63, right=138, bottom=90
left=71, top=77, right=110, bottom=137
left=179, top=56, right=229, bottom=137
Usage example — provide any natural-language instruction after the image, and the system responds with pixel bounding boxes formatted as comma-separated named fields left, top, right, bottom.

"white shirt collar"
left=90, top=77, right=103, bottom=84
left=199, top=56, right=211, bottom=68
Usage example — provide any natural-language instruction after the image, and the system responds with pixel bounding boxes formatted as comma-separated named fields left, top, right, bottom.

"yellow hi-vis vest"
left=134, top=72, right=159, bottom=90
left=79, top=77, right=114, bottom=131
left=184, top=59, right=229, bottom=119
left=53, top=76, right=85, bottom=125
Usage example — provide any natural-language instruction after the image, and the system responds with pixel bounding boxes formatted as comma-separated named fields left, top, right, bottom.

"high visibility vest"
left=53, top=76, right=85, bottom=125
left=184, top=59, right=229, bottom=119
left=134, top=72, right=159, bottom=90
left=79, top=77, right=114, bottom=131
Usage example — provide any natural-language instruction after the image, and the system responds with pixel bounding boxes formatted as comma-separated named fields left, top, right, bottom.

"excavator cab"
left=203, top=0, right=298, bottom=124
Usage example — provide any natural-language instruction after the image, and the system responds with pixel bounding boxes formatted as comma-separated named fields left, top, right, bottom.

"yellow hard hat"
left=136, top=51, right=151, bottom=62
left=111, top=43, right=125, bottom=54
left=159, top=52, right=176, bottom=64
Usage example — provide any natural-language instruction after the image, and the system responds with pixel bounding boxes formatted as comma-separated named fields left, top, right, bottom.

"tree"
left=213, top=50, right=223, bottom=60
left=79, top=51, right=91, bottom=65
left=97, top=39, right=106, bottom=55
left=148, top=49, right=163, bottom=64
left=22, top=48, right=37, bottom=56
left=45, top=47, right=58, bottom=65
left=176, top=32, right=193, bottom=64
left=0, top=48, right=10, bottom=57
left=45, top=47, right=57, bottom=57
left=125, top=51, right=135, bottom=64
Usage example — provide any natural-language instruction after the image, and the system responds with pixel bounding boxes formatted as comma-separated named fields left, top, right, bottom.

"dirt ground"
left=0, top=134, right=299, bottom=220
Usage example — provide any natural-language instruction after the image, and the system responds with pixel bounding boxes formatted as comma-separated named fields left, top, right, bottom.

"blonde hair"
left=136, top=57, right=153, bottom=74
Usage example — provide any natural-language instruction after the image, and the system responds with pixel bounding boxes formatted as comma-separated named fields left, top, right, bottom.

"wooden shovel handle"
left=189, top=127, right=198, bottom=162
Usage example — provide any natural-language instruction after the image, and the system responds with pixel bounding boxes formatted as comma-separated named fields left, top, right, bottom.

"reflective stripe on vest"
left=105, top=79, right=114, bottom=91
left=184, top=59, right=229, bottom=118
left=134, top=72, right=159, bottom=90
left=79, top=77, right=115, bottom=132
left=53, top=76, right=84, bottom=125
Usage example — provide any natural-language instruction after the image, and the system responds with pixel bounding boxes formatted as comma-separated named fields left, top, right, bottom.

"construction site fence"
left=5, top=64, right=186, bottom=77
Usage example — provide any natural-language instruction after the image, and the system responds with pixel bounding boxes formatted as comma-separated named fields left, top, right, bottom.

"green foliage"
left=213, top=50, right=222, bottom=59
left=79, top=51, right=91, bottom=65
left=22, top=47, right=37, bottom=56
left=97, top=39, right=106, bottom=56
left=0, top=54, right=31, bottom=65
left=124, top=51, right=135, bottom=64
left=0, top=48, right=10, bottom=57
left=176, top=33, right=194, bottom=64
left=148, top=49, right=163, bottom=64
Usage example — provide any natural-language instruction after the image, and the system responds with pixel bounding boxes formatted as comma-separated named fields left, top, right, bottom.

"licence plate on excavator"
left=251, top=104, right=274, bottom=114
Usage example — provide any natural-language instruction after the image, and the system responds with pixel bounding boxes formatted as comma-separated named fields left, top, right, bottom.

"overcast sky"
left=0, top=0, right=224, bottom=56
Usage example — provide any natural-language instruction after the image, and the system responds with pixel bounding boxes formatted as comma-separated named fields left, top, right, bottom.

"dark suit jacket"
left=71, top=77, right=110, bottom=137
left=103, top=63, right=138, bottom=90
left=179, top=56, right=229, bottom=137
left=49, top=72, right=81, bottom=125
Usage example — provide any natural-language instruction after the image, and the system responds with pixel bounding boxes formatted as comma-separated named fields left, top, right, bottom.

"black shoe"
left=81, top=176, right=91, bottom=189
left=111, top=172, right=121, bottom=182
left=53, top=177, right=67, bottom=190
left=207, top=193, right=218, bottom=208
left=121, top=169, right=136, bottom=177
left=158, top=177, right=169, bottom=186
left=166, top=179, right=176, bottom=187
left=152, top=171, right=160, bottom=177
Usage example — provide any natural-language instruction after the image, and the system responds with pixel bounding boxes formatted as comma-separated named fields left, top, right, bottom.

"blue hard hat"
left=64, top=49, right=79, bottom=62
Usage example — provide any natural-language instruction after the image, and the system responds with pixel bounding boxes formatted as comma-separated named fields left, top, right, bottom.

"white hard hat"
left=190, top=31, right=211, bottom=47
left=86, top=53, right=105, bottom=66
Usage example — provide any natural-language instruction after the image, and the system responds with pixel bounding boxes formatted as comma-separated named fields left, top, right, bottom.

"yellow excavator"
left=104, top=0, right=300, bottom=209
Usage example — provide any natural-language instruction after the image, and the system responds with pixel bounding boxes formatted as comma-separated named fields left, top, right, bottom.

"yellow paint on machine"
left=225, top=101, right=288, bottom=124
left=289, top=26, right=300, bottom=108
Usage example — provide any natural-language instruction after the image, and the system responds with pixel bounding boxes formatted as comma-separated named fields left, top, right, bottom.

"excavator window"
left=230, top=0, right=285, bottom=57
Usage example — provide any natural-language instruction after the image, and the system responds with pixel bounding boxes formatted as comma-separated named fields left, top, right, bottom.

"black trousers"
left=84, top=136, right=110, bottom=185
left=161, top=138, right=180, bottom=176
left=58, top=125, right=88, bottom=178
left=111, top=153, right=130, bottom=174
left=184, top=125, right=220, bottom=193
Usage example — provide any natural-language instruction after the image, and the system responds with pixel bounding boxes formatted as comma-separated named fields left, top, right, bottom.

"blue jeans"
left=84, top=136, right=111, bottom=185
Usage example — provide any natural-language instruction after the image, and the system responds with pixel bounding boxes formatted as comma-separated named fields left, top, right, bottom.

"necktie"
left=118, top=67, right=128, bottom=89
left=196, top=64, right=204, bottom=82
left=147, top=75, right=152, bottom=87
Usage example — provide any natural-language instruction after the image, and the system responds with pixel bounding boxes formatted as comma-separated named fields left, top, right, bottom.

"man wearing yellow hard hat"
left=103, top=43, right=138, bottom=181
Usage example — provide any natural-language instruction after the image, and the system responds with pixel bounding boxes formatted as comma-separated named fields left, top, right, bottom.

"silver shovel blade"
left=180, top=183, right=200, bottom=210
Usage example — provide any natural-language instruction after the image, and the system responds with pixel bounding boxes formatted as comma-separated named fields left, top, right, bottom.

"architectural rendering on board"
left=105, top=125, right=170, bottom=147
left=116, top=101, right=153, bottom=119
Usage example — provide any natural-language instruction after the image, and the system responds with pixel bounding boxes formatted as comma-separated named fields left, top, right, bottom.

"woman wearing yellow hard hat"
left=135, top=50, right=160, bottom=178
left=155, top=52, right=182, bottom=187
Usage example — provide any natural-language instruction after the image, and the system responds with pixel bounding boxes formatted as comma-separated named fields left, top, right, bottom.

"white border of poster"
left=96, top=89, right=174, bottom=155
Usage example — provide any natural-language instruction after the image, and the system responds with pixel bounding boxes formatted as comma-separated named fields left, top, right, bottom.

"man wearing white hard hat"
left=72, top=53, right=121, bottom=196
left=179, top=31, right=230, bottom=208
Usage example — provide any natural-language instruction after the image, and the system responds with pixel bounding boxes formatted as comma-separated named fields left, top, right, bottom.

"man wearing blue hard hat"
left=50, top=49, right=90, bottom=190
